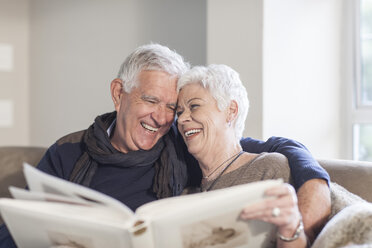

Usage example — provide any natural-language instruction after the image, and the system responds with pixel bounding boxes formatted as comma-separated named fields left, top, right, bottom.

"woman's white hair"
left=117, top=43, right=190, bottom=93
left=177, top=64, right=249, bottom=141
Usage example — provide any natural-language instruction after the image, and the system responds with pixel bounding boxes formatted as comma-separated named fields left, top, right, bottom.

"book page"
left=9, top=186, right=90, bottom=206
left=0, top=199, right=133, bottom=248
left=136, top=179, right=282, bottom=248
left=23, top=163, right=134, bottom=220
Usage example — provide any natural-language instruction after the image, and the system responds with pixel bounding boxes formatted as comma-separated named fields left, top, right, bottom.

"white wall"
left=1, top=0, right=348, bottom=159
left=29, top=0, right=206, bottom=146
left=262, top=0, right=343, bottom=159
left=0, top=0, right=29, bottom=146
left=208, top=0, right=344, bottom=159
left=207, top=0, right=264, bottom=140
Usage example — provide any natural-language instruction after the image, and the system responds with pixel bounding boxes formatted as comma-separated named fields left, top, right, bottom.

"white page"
left=136, top=179, right=282, bottom=248
left=23, top=163, right=134, bottom=220
left=136, top=179, right=282, bottom=220
left=0, top=199, right=132, bottom=248
left=9, top=186, right=90, bottom=206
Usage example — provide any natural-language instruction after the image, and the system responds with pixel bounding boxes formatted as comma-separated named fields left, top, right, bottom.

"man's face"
left=112, top=70, right=178, bottom=153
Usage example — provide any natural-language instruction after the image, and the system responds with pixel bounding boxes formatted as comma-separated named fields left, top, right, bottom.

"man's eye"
left=141, top=96, right=158, bottom=104
left=167, top=106, right=176, bottom=112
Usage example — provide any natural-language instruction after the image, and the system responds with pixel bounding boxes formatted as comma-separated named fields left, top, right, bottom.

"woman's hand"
left=240, top=183, right=303, bottom=239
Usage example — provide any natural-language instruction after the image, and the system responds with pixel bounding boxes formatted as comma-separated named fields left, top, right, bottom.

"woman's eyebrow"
left=187, top=97, right=204, bottom=104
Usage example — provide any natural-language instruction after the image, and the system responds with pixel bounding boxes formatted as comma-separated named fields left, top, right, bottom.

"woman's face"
left=177, top=83, right=228, bottom=157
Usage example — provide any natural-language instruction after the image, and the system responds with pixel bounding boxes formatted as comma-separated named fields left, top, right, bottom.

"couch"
left=1, top=146, right=372, bottom=244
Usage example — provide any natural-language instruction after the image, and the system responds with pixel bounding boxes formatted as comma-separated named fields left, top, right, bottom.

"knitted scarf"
left=69, top=111, right=189, bottom=198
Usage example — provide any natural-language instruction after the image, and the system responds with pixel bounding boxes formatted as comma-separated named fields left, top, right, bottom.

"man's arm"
left=240, top=136, right=330, bottom=189
left=0, top=224, right=16, bottom=248
left=241, top=136, right=331, bottom=243
left=297, top=178, right=331, bottom=243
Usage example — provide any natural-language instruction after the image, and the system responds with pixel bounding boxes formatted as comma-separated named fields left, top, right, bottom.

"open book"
left=0, top=163, right=282, bottom=248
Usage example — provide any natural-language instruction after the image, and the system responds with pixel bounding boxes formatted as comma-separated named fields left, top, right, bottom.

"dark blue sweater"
left=0, top=134, right=329, bottom=247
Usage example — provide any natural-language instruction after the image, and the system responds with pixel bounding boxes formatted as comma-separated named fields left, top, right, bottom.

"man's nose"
left=153, top=105, right=170, bottom=126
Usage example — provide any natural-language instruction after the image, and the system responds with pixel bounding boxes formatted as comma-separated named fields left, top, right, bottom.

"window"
left=360, top=0, right=372, bottom=105
left=354, top=0, right=372, bottom=161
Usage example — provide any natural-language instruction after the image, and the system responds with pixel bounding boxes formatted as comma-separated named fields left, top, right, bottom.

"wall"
left=208, top=0, right=344, bottom=159
left=1, top=0, right=347, bottom=159
left=0, top=0, right=29, bottom=146
left=29, top=0, right=206, bottom=146
left=262, top=0, right=343, bottom=159
left=207, top=0, right=264, bottom=140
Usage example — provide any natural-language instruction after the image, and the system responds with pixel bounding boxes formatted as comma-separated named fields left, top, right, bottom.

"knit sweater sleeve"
left=240, top=136, right=330, bottom=190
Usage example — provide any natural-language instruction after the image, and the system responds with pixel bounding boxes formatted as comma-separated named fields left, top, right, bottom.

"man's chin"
left=137, top=139, right=160, bottom=151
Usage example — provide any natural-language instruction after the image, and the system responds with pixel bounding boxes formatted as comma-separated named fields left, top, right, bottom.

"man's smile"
left=141, top=122, right=159, bottom=133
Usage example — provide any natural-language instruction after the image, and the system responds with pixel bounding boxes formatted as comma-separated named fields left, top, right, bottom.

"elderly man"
left=0, top=44, right=330, bottom=247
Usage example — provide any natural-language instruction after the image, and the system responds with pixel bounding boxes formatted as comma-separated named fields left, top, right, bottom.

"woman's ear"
left=110, top=78, right=124, bottom=111
left=227, top=100, right=239, bottom=123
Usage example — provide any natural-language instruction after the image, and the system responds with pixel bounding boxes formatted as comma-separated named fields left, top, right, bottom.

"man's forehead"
left=135, top=86, right=178, bottom=104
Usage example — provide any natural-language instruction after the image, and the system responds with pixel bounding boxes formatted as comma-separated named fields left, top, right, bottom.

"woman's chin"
left=187, top=146, right=199, bottom=157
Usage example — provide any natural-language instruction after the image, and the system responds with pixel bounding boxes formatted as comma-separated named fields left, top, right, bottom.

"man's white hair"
left=117, top=43, right=190, bottom=93
left=177, top=64, right=249, bottom=141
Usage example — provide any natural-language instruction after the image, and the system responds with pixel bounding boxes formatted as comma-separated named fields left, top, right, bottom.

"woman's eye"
left=176, top=111, right=183, bottom=116
left=190, top=104, right=199, bottom=110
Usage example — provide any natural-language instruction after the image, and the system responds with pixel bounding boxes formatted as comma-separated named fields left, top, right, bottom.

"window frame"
left=352, top=0, right=372, bottom=161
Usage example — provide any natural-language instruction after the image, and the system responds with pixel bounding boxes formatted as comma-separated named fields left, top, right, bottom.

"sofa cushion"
left=312, top=203, right=372, bottom=248
left=312, top=182, right=371, bottom=248
left=0, top=146, right=46, bottom=199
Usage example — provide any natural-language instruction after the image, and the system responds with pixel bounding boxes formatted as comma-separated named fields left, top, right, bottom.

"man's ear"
left=110, top=78, right=124, bottom=111
left=227, top=100, right=239, bottom=122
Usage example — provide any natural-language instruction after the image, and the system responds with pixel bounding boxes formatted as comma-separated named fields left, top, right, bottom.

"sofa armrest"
left=318, top=158, right=372, bottom=202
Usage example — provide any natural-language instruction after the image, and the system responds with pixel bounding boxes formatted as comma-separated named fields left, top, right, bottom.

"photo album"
left=0, top=164, right=282, bottom=248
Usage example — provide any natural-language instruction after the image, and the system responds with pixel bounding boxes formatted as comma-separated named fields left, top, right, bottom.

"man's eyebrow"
left=141, top=95, right=159, bottom=102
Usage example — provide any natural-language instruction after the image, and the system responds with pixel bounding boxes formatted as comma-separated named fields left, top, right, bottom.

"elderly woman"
left=176, top=64, right=308, bottom=248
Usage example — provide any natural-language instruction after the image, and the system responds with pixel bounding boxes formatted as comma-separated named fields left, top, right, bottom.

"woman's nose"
left=177, top=110, right=190, bottom=123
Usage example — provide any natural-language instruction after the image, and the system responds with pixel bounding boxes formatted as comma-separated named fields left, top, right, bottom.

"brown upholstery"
left=318, top=158, right=372, bottom=202
left=0, top=146, right=47, bottom=225
left=0, top=146, right=372, bottom=226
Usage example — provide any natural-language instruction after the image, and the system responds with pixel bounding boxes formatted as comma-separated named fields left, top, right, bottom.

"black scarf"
left=69, top=111, right=189, bottom=198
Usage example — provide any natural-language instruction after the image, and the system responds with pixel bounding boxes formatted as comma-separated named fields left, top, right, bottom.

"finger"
left=264, top=183, right=296, bottom=198
left=242, top=194, right=295, bottom=216
left=240, top=198, right=272, bottom=216
left=240, top=195, right=300, bottom=224
left=241, top=204, right=301, bottom=228
left=241, top=204, right=293, bottom=220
